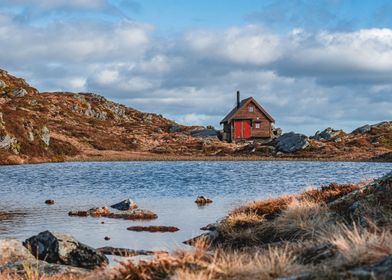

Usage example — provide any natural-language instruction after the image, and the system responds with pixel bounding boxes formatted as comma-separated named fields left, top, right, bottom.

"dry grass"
left=328, top=224, right=392, bottom=266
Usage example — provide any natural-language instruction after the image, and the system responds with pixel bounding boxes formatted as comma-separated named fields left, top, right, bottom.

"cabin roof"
left=220, top=97, right=275, bottom=124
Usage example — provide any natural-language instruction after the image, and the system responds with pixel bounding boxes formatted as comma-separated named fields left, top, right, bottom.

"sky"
left=1, top=0, right=392, bottom=135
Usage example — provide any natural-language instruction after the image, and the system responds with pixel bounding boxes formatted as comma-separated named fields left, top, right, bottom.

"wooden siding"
left=230, top=100, right=272, bottom=139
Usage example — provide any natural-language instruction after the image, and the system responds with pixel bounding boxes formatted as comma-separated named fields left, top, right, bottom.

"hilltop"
left=0, top=69, right=391, bottom=164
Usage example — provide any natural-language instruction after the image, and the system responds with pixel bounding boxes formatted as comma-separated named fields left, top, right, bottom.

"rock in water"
left=23, top=231, right=108, bottom=269
left=275, top=132, right=309, bottom=153
left=110, top=198, right=138, bottom=211
left=45, top=200, right=55, bottom=205
left=195, top=196, right=213, bottom=205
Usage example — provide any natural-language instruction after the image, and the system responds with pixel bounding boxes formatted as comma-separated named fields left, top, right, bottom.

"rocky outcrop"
left=352, top=121, right=392, bottom=134
left=10, top=88, right=27, bottom=97
left=275, top=132, right=309, bottom=153
left=0, top=134, right=19, bottom=154
left=190, top=128, right=219, bottom=138
left=313, top=127, right=344, bottom=141
left=40, top=126, right=50, bottom=146
left=329, top=171, right=392, bottom=226
left=23, top=231, right=108, bottom=269
left=110, top=198, right=138, bottom=211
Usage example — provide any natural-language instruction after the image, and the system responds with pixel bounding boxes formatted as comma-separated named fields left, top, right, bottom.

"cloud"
left=0, top=13, right=391, bottom=135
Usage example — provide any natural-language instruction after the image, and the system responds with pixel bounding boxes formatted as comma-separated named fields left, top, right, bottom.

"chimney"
left=236, top=90, right=240, bottom=108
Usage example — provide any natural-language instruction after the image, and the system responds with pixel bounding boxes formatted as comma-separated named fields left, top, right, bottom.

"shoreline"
left=0, top=154, right=391, bottom=166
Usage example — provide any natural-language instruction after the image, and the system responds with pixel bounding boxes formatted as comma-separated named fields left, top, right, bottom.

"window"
left=249, top=106, right=254, bottom=112
left=255, top=123, right=260, bottom=129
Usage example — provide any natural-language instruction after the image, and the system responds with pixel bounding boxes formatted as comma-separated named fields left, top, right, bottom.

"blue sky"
left=0, top=0, right=392, bottom=134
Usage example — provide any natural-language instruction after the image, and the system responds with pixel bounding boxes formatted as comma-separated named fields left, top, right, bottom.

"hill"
left=0, top=69, right=391, bottom=164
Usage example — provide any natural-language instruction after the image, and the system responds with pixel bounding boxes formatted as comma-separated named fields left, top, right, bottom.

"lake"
left=0, top=161, right=391, bottom=258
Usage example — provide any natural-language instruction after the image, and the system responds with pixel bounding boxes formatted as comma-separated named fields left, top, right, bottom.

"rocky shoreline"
left=2, top=173, right=392, bottom=279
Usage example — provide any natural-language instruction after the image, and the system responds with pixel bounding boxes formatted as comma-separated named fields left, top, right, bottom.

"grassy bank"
left=2, top=172, right=392, bottom=279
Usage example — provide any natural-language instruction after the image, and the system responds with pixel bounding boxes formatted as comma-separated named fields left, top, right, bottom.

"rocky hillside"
left=0, top=69, right=391, bottom=164
left=0, top=69, right=236, bottom=164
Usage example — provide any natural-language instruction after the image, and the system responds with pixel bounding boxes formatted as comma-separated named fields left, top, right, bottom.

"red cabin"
left=220, top=91, right=275, bottom=142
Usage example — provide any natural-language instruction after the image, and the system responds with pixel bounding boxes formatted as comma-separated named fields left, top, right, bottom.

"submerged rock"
left=45, top=199, right=55, bottom=205
left=127, top=226, right=179, bottom=232
left=23, top=231, right=108, bottom=269
left=195, top=196, right=213, bottom=205
left=275, top=132, right=309, bottom=153
left=110, top=198, right=138, bottom=211
left=97, top=246, right=166, bottom=257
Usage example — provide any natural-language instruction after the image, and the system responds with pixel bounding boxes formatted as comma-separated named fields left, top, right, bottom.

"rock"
left=169, top=124, right=182, bottom=133
left=195, top=196, right=213, bottom=205
left=200, top=223, right=218, bottom=231
left=0, top=80, right=6, bottom=89
left=275, top=132, right=309, bottom=153
left=97, top=247, right=166, bottom=257
left=0, top=260, right=88, bottom=277
left=184, top=230, right=220, bottom=246
left=104, top=236, right=110, bottom=241
left=0, top=239, right=35, bottom=265
left=107, top=209, right=157, bottom=220
left=352, top=124, right=372, bottom=134
left=0, top=134, right=19, bottom=154
left=127, top=226, right=179, bottom=232
left=69, top=208, right=157, bottom=220
left=110, top=199, right=138, bottom=211
left=190, top=129, right=219, bottom=138
left=10, top=88, right=27, bottom=97
left=45, top=199, right=55, bottom=205
left=23, top=231, right=108, bottom=269
left=313, top=127, right=344, bottom=141
left=272, top=127, right=283, bottom=138
left=40, top=126, right=50, bottom=146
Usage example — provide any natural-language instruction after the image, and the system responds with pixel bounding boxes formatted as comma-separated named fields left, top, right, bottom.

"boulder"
left=190, top=129, right=219, bottom=138
left=10, top=88, right=27, bottom=97
left=275, top=132, right=309, bottom=153
left=0, top=80, right=6, bottom=89
left=0, top=134, right=19, bottom=154
left=352, top=121, right=392, bottom=134
left=40, top=126, right=50, bottom=146
left=110, top=198, right=138, bottom=211
left=0, top=239, right=35, bottom=265
left=45, top=199, right=55, bottom=205
left=313, top=127, right=344, bottom=141
left=23, top=231, right=108, bottom=269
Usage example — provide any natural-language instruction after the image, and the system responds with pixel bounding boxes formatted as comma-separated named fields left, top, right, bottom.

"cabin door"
left=234, top=120, right=251, bottom=140
left=234, top=121, right=242, bottom=139
left=243, top=120, right=251, bottom=139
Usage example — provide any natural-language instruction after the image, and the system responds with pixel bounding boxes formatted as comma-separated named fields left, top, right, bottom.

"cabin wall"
left=231, top=101, right=272, bottom=139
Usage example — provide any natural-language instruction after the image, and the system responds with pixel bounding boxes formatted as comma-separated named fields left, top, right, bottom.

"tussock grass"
left=329, top=224, right=392, bottom=266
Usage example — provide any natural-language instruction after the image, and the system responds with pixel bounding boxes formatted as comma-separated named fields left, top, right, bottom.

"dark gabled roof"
left=220, top=97, right=275, bottom=124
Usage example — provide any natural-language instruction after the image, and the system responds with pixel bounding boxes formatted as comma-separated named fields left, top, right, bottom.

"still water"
left=0, top=161, right=390, bottom=254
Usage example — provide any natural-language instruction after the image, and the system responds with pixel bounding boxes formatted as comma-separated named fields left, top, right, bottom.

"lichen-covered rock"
left=0, top=134, right=19, bottom=154
left=0, top=239, right=35, bottom=265
left=276, top=132, right=309, bottom=153
left=329, top=171, right=392, bottom=226
left=11, top=88, right=27, bottom=97
left=23, top=231, right=108, bottom=269
left=0, top=80, right=6, bottom=89
left=110, top=199, right=138, bottom=211
left=40, top=126, right=50, bottom=146
left=313, top=127, right=344, bottom=141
